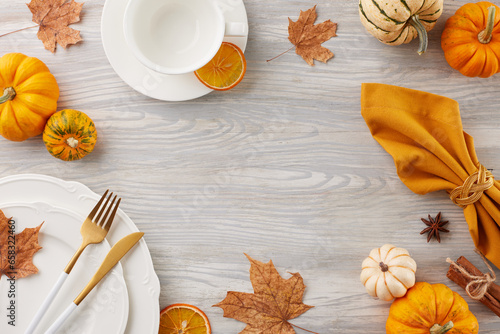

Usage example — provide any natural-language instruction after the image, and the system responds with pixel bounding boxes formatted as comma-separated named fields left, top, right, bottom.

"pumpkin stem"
left=0, top=87, right=16, bottom=104
left=430, top=321, right=454, bottom=334
left=379, top=262, right=389, bottom=272
left=66, top=137, right=79, bottom=148
left=409, top=15, right=428, bottom=55
left=478, top=6, right=496, bottom=44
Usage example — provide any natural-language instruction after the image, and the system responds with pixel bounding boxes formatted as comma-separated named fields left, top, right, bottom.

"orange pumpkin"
left=0, top=53, right=59, bottom=141
left=43, top=109, right=97, bottom=161
left=441, top=2, right=500, bottom=78
left=386, top=282, right=478, bottom=334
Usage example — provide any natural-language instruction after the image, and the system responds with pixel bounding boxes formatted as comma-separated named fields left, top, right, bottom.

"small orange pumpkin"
left=43, top=109, right=97, bottom=161
left=0, top=53, right=59, bottom=141
left=441, top=2, right=500, bottom=78
left=386, top=282, right=478, bottom=334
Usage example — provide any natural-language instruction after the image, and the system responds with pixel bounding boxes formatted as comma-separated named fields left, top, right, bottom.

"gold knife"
left=43, top=232, right=144, bottom=334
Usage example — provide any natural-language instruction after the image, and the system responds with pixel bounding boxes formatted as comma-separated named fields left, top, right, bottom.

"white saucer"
left=101, top=0, right=248, bottom=101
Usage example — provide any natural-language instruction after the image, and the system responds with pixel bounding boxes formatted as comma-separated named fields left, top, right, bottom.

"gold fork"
left=64, top=190, right=121, bottom=273
left=25, top=190, right=121, bottom=334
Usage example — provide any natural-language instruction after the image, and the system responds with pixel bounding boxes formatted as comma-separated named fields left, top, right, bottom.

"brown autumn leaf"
left=0, top=209, right=43, bottom=280
left=288, top=5, right=337, bottom=66
left=27, top=0, right=84, bottom=53
left=214, top=254, right=315, bottom=334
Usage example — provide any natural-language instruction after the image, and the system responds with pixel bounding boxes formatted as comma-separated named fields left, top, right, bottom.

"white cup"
left=123, top=0, right=246, bottom=75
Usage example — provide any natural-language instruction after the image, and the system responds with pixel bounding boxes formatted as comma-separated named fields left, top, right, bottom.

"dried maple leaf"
left=286, top=5, right=337, bottom=66
left=0, top=209, right=43, bottom=280
left=214, top=254, right=315, bottom=334
left=27, top=0, right=83, bottom=53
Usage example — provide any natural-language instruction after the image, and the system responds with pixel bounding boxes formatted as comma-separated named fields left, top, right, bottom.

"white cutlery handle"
left=44, top=302, right=78, bottom=334
left=25, top=272, right=68, bottom=334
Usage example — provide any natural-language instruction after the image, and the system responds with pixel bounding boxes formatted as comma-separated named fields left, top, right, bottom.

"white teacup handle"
left=225, top=22, right=247, bottom=37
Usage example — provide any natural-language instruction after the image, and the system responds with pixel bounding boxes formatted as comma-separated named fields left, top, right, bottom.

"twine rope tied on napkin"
left=446, top=250, right=496, bottom=300
left=449, top=164, right=494, bottom=208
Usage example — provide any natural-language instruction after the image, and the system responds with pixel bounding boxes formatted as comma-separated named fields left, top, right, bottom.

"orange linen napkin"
left=361, top=83, right=500, bottom=268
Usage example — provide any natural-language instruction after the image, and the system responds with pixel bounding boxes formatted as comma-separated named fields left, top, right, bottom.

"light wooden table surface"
left=2, top=0, right=500, bottom=333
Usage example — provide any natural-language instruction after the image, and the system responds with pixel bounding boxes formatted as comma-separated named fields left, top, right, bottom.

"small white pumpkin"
left=360, top=244, right=417, bottom=301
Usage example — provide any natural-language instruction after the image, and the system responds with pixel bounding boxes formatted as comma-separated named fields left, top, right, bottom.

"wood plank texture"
left=1, top=0, right=500, bottom=332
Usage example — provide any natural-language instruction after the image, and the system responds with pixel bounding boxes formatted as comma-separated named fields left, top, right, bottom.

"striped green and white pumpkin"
left=43, top=109, right=97, bottom=161
left=359, top=0, right=443, bottom=54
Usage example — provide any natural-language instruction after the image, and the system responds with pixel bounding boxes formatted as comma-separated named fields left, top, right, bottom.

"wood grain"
left=1, top=0, right=500, bottom=332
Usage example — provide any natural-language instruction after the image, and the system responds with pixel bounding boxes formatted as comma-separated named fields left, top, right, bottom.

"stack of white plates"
left=0, top=174, right=159, bottom=334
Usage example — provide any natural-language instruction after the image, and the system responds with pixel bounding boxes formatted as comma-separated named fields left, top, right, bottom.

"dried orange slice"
left=194, top=42, right=246, bottom=91
left=158, top=303, right=211, bottom=334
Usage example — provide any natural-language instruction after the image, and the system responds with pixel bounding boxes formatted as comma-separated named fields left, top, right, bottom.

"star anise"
left=420, top=212, right=449, bottom=243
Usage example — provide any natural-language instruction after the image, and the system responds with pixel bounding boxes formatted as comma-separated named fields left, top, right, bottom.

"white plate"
left=0, top=202, right=128, bottom=334
left=0, top=174, right=160, bottom=334
left=101, top=0, right=248, bottom=101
